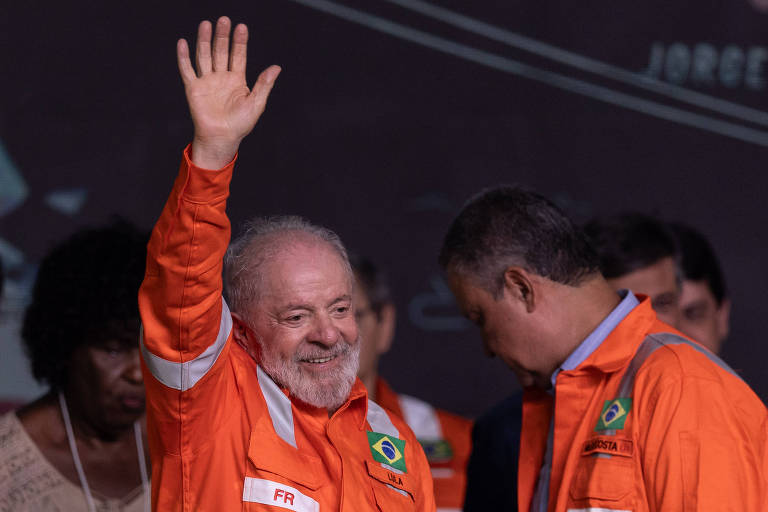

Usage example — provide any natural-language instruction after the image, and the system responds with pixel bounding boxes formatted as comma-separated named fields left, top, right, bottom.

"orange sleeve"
left=140, top=145, right=233, bottom=362
left=636, top=350, right=768, bottom=511
left=138, top=145, right=239, bottom=453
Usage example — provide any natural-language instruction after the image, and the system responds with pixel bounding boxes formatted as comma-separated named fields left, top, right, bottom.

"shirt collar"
left=550, top=290, right=639, bottom=389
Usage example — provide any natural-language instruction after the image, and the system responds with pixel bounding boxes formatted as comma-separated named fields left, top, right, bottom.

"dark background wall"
left=1, top=0, right=767, bottom=416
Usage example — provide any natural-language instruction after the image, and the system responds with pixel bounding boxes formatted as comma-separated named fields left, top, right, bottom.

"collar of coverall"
left=559, top=295, right=655, bottom=375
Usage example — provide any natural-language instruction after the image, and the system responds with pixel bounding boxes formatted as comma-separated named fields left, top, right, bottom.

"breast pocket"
left=568, top=454, right=636, bottom=511
left=365, top=460, right=417, bottom=512
left=244, top=430, right=324, bottom=511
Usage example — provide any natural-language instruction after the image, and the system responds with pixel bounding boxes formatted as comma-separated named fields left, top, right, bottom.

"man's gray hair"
left=224, top=215, right=352, bottom=316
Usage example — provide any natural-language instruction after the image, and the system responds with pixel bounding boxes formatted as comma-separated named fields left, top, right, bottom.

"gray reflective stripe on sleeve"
left=604, top=331, right=742, bottom=436
left=366, top=399, right=400, bottom=438
left=397, top=394, right=443, bottom=441
left=139, top=298, right=232, bottom=391
left=257, top=366, right=297, bottom=449
left=617, top=332, right=741, bottom=399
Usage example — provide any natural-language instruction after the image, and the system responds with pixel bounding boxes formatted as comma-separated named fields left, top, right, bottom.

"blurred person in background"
left=584, top=212, right=681, bottom=327
left=668, top=222, right=730, bottom=354
left=0, top=221, right=150, bottom=512
left=352, top=255, right=472, bottom=511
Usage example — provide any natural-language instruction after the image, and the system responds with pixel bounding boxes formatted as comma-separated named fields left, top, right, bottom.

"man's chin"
left=260, top=338, right=361, bottom=410
left=290, top=375, right=355, bottom=410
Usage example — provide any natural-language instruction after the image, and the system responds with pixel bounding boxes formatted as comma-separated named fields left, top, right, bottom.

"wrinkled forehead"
left=259, top=237, right=353, bottom=302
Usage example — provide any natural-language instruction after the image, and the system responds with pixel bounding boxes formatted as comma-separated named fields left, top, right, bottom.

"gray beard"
left=257, top=335, right=361, bottom=411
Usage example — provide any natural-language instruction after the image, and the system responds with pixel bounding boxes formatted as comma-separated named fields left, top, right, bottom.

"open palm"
left=177, top=17, right=280, bottom=169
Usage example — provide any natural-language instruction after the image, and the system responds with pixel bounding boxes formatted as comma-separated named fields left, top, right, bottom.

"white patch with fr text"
left=242, top=477, right=319, bottom=512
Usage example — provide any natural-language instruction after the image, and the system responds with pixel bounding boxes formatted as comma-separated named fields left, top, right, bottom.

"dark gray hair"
left=583, top=213, right=679, bottom=280
left=349, top=254, right=392, bottom=320
left=439, top=185, right=600, bottom=295
left=224, top=215, right=352, bottom=315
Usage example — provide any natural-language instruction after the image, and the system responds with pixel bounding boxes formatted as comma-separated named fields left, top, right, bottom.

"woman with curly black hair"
left=0, top=221, right=151, bottom=512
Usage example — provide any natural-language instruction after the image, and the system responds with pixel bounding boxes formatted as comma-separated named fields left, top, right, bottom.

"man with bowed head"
left=439, top=186, right=767, bottom=511
left=139, top=16, right=435, bottom=511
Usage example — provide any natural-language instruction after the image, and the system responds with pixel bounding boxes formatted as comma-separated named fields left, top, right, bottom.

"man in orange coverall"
left=351, top=255, right=471, bottom=511
left=138, top=17, right=435, bottom=511
left=439, top=186, right=768, bottom=511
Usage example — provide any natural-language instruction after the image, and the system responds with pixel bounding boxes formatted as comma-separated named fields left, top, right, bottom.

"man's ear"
left=502, top=266, right=536, bottom=313
left=375, top=303, right=396, bottom=356
left=231, top=312, right=261, bottom=361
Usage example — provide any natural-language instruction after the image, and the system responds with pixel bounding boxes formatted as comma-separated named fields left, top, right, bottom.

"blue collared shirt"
left=531, top=289, right=639, bottom=512
left=550, top=289, right=639, bottom=389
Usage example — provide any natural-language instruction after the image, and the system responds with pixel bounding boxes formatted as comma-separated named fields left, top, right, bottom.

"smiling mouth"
left=303, top=355, right=336, bottom=364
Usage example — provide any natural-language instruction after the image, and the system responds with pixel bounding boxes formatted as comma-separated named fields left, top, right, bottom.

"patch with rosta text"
left=582, top=436, right=634, bottom=457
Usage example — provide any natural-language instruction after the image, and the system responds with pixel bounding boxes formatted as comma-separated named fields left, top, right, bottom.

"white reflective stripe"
left=436, top=508, right=462, bottom=512
left=367, top=399, right=400, bottom=438
left=385, top=483, right=409, bottom=497
left=242, top=477, right=318, bottom=512
left=257, top=366, right=297, bottom=448
left=430, top=468, right=455, bottom=479
left=398, top=394, right=443, bottom=440
left=367, top=400, right=405, bottom=474
left=139, top=299, right=232, bottom=391
left=567, top=509, right=631, bottom=512
left=382, top=464, right=404, bottom=475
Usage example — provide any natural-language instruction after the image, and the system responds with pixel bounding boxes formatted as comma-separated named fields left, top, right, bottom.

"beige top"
left=0, top=412, right=148, bottom=512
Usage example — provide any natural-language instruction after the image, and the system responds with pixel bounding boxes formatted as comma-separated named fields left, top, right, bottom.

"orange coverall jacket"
left=519, top=298, right=768, bottom=511
left=375, top=379, right=472, bottom=511
left=138, top=147, right=436, bottom=512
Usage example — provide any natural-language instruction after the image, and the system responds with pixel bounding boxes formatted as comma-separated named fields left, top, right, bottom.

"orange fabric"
left=139, top=146, right=436, bottom=512
left=518, top=298, right=768, bottom=511
left=375, top=379, right=472, bottom=510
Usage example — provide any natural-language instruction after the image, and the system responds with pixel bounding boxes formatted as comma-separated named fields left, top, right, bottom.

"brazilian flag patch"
left=419, top=439, right=453, bottom=464
left=367, top=431, right=407, bottom=472
left=595, top=398, right=632, bottom=431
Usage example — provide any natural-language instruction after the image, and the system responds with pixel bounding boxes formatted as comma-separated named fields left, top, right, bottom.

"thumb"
left=249, top=65, right=281, bottom=113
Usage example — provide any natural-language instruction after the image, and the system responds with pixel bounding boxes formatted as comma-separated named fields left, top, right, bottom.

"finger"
left=212, top=16, right=231, bottom=72
left=177, top=39, right=196, bottom=84
left=195, top=20, right=213, bottom=76
left=249, top=65, right=282, bottom=112
left=229, top=23, right=248, bottom=74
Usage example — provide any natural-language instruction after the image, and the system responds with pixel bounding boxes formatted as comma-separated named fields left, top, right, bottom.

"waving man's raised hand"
left=177, top=16, right=281, bottom=169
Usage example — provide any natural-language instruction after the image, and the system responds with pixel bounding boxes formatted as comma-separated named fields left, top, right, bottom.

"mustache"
left=293, top=336, right=359, bottom=362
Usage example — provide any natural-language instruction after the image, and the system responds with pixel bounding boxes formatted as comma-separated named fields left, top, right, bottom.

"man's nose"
left=310, top=314, right=341, bottom=346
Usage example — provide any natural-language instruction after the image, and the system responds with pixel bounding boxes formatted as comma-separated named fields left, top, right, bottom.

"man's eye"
left=286, top=314, right=305, bottom=323
left=652, top=299, right=674, bottom=312
left=684, top=307, right=707, bottom=321
left=335, top=306, right=350, bottom=314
